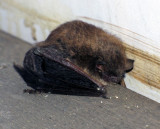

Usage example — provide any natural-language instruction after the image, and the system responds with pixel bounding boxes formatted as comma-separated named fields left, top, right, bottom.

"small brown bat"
left=14, top=20, right=134, bottom=98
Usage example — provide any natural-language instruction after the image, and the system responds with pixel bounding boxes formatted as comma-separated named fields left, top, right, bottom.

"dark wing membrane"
left=14, top=45, right=107, bottom=97
left=34, top=46, right=103, bottom=90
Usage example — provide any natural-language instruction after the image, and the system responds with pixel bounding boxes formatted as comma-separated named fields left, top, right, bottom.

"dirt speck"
left=115, top=96, right=119, bottom=99
left=0, top=63, right=7, bottom=69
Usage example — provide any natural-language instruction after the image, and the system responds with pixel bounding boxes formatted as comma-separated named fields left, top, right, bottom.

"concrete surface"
left=0, top=31, right=159, bottom=129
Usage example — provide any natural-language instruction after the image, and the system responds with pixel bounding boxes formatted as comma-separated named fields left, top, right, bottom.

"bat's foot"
left=101, top=94, right=110, bottom=99
left=97, top=86, right=108, bottom=99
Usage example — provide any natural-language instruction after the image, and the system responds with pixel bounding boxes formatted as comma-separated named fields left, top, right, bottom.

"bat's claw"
left=97, top=86, right=108, bottom=99
left=33, top=47, right=41, bottom=55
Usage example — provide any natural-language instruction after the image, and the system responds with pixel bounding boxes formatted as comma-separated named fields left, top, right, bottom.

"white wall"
left=64, top=0, right=160, bottom=46
left=1, top=0, right=160, bottom=55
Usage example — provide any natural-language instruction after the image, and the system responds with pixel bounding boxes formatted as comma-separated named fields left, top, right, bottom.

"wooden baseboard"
left=124, top=44, right=160, bottom=90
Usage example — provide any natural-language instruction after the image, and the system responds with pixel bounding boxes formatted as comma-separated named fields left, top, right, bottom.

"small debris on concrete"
left=124, top=105, right=130, bottom=109
left=101, top=101, right=103, bottom=103
left=115, top=96, right=119, bottom=99
left=43, top=95, right=48, bottom=98
left=0, top=63, right=7, bottom=69
left=136, top=105, right=139, bottom=108
left=145, top=125, right=149, bottom=128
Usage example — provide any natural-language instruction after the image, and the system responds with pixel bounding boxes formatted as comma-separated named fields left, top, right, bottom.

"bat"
left=14, top=20, right=134, bottom=98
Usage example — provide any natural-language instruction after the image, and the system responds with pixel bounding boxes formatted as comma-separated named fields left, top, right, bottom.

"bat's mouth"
left=102, top=74, right=122, bottom=84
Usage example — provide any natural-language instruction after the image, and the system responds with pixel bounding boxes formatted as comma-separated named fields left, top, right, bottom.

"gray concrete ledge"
left=0, top=31, right=159, bottom=129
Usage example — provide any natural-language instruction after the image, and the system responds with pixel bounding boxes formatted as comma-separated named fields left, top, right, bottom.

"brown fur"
left=37, top=20, right=133, bottom=85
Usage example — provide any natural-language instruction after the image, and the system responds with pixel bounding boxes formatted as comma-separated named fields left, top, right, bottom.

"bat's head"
left=94, top=49, right=134, bottom=84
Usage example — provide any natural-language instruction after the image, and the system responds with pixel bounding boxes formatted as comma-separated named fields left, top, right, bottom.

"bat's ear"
left=125, top=59, right=134, bottom=73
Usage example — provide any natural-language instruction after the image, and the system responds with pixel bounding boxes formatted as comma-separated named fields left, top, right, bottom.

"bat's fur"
left=38, top=20, right=134, bottom=85
left=14, top=20, right=134, bottom=98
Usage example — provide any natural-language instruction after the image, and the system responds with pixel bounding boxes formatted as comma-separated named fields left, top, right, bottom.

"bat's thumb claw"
left=34, top=47, right=42, bottom=56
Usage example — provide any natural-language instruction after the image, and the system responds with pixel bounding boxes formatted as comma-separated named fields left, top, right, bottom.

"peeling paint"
left=0, top=0, right=74, bottom=43
left=24, top=20, right=37, bottom=41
